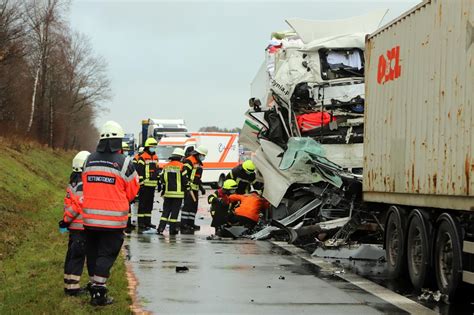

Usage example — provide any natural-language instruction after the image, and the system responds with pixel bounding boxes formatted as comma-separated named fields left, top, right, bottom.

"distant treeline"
left=199, top=126, right=241, bottom=133
left=0, top=0, right=110, bottom=150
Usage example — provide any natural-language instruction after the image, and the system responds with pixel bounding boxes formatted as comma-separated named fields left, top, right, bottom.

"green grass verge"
left=0, top=139, right=131, bottom=314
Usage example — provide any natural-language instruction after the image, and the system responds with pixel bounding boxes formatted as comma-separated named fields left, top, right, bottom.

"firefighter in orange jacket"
left=59, top=150, right=90, bottom=296
left=136, top=138, right=160, bottom=233
left=180, top=146, right=207, bottom=233
left=82, top=121, right=139, bottom=306
left=157, top=148, right=187, bottom=235
left=228, top=192, right=270, bottom=229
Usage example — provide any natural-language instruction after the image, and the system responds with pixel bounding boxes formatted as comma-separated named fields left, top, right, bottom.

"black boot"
left=84, top=281, right=93, bottom=293
left=64, top=288, right=86, bottom=296
left=90, top=285, right=114, bottom=306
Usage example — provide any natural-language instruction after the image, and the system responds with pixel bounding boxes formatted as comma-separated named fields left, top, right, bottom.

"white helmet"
left=195, top=145, right=208, bottom=156
left=99, top=121, right=124, bottom=140
left=72, top=151, right=90, bottom=172
left=138, top=147, right=144, bottom=153
left=172, top=148, right=185, bottom=157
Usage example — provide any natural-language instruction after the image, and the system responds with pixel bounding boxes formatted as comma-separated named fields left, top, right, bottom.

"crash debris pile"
left=239, top=11, right=388, bottom=254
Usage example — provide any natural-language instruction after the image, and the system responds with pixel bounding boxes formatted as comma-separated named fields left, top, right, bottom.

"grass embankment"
left=0, top=139, right=131, bottom=314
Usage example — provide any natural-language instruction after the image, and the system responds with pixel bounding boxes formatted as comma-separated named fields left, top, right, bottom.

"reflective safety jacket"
left=82, top=152, right=139, bottom=229
left=133, top=152, right=141, bottom=165
left=228, top=193, right=269, bottom=222
left=136, top=151, right=159, bottom=187
left=225, top=165, right=256, bottom=194
left=207, top=188, right=232, bottom=217
left=182, top=155, right=203, bottom=191
left=63, top=172, right=84, bottom=230
left=161, top=160, right=186, bottom=198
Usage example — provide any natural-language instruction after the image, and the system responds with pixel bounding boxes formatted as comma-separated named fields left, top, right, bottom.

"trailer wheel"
left=385, top=206, right=407, bottom=279
left=434, top=214, right=462, bottom=301
left=407, top=210, right=432, bottom=290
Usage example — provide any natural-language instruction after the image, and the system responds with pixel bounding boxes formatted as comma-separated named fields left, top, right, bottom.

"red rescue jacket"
left=82, top=152, right=139, bottom=230
left=63, top=172, right=84, bottom=230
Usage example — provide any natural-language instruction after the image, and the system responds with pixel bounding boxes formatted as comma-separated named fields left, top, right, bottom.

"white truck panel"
left=192, top=132, right=240, bottom=184
left=157, top=132, right=240, bottom=185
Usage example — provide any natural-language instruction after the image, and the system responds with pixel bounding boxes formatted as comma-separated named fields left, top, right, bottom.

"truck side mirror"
left=249, top=98, right=262, bottom=112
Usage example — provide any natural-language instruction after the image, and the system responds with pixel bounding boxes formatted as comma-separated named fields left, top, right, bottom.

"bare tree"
left=0, top=0, right=27, bottom=127
left=23, top=0, right=66, bottom=135
left=0, top=0, right=107, bottom=149
left=55, top=30, right=110, bottom=148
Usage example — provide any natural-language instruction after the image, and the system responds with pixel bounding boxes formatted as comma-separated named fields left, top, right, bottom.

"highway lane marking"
left=271, top=241, right=437, bottom=315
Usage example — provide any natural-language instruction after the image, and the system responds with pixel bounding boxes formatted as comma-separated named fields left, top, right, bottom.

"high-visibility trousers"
left=181, top=190, right=198, bottom=228
left=64, top=230, right=86, bottom=293
left=158, top=198, right=182, bottom=234
left=137, top=186, right=155, bottom=227
left=85, top=229, right=124, bottom=285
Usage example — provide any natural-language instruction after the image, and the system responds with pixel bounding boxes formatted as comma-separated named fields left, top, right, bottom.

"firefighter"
left=123, top=142, right=135, bottom=234
left=128, top=146, right=144, bottom=231
left=207, top=179, right=238, bottom=235
left=228, top=191, right=270, bottom=229
left=59, top=150, right=90, bottom=296
left=82, top=121, right=139, bottom=306
left=225, top=160, right=257, bottom=194
left=157, top=148, right=187, bottom=235
left=180, top=145, right=207, bottom=233
left=133, top=147, right=144, bottom=165
left=122, top=142, right=130, bottom=156
left=136, top=138, right=160, bottom=233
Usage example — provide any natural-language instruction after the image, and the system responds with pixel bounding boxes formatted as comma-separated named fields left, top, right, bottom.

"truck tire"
left=407, top=210, right=432, bottom=290
left=385, top=206, right=407, bottom=279
left=434, top=213, right=462, bottom=301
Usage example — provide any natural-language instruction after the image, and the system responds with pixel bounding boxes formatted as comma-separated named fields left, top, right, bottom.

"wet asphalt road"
left=124, top=192, right=472, bottom=314
left=125, top=192, right=405, bottom=315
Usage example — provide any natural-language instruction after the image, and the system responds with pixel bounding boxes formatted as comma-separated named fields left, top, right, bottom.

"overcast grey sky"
left=70, top=0, right=419, bottom=135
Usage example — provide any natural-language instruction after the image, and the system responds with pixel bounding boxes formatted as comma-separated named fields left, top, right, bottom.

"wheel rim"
left=438, top=232, right=453, bottom=288
left=409, top=226, right=423, bottom=276
left=388, top=221, right=399, bottom=266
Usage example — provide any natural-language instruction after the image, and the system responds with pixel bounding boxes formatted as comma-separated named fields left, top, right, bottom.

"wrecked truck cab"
left=241, top=11, right=388, bottom=246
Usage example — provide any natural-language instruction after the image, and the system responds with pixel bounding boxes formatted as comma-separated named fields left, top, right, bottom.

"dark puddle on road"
left=126, top=234, right=474, bottom=314
left=290, top=245, right=474, bottom=315
left=268, top=244, right=408, bottom=314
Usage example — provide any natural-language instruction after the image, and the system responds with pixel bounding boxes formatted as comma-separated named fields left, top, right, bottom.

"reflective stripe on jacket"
left=225, top=165, right=256, bottom=194
left=137, top=151, right=159, bottom=187
left=182, top=155, right=202, bottom=191
left=162, top=160, right=185, bottom=198
left=228, top=193, right=269, bottom=222
left=63, top=172, right=84, bottom=230
left=82, top=152, right=140, bottom=229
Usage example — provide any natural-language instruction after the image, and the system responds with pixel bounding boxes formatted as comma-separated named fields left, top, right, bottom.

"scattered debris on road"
left=175, top=266, right=189, bottom=273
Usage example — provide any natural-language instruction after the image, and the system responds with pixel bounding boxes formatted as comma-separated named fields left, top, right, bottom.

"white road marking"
left=271, top=241, right=438, bottom=315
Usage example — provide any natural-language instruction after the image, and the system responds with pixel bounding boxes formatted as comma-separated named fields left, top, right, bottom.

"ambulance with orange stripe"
left=157, top=132, right=240, bottom=188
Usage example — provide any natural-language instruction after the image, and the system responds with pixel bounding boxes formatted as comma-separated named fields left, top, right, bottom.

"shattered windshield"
left=319, top=48, right=364, bottom=80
